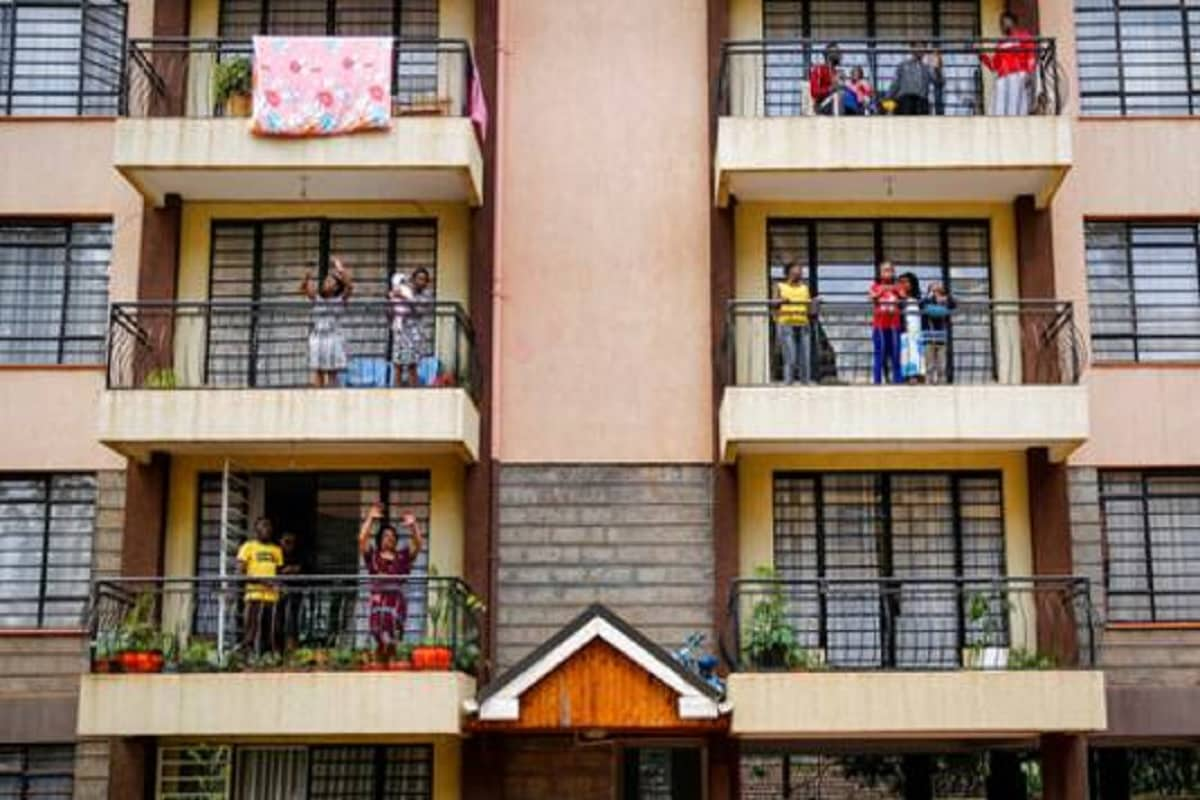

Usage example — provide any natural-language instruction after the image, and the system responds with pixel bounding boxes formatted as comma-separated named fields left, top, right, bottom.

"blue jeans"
left=872, top=327, right=902, bottom=384
left=778, top=324, right=812, bottom=384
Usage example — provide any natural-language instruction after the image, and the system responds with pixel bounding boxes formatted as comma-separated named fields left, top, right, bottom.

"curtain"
left=235, top=748, right=308, bottom=800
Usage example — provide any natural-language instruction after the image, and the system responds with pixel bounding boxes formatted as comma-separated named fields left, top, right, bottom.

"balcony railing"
left=86, top=575, right=483, bottom=674
left=106, top=300, right=478, bottom=398
left=122, top=37, right=475, bottom=118
left=723, top=299, right=1083, bottom=387
left=728, top=576, right=1095, bottom=672
left=718, top=37, right=1063, bottom=117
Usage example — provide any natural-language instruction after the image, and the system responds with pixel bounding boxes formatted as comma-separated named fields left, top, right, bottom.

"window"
left=773, top=471, right=1006, bottom=667
left=0, top=745, right=74, bottom=800
left=767, top=218, right=994, bottom=382
left=1100, top=471, right=1200, bottom=623
left=0, top=220, right=111, bottom=364
left=1076, top=0, right=1200, bottom=116
left=622, top=748, right=703, bottom=800
left=1085, top=221, right=1200, bottom=362
left=0, top=474, right=96, bottom=629
left=207, top=218, right=437, bottom=387
left=0, top=1, right=126, bottom=116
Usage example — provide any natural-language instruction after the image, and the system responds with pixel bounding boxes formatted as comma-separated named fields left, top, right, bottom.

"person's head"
left=786, top=261, right=804, bottom=283
left=379, top=524, right=399, bottom=553
left=930, top=281, right=947, bottom=299
left=899, top=272, right=920, bottom=299
left=411, top=267, right=431, bottom=292
left=254, top=517, right=273, bottom=542
left=825, top=43, right=841, bottom=66
left=280, top=531, right=298, bottom=554
left=1000, top=11, right=1017, bottom=34
left=910, top=41, right=926, bottom=59
left=879, top=261, right=895, bottom=283
left=850, top=65, right=865, bottom=82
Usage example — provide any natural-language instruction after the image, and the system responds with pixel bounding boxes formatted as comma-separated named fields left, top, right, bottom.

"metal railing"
left=122, top=36, right=475, bottom=118
left=723, top=299, right=1083, bottom=387
left=728, top=576, right=1096, bottom=672
left=106, top=300, right=479, bottom=398
left=86, top=575, right=483, bottom=674
left=0, top=0, right=127, bottom=117
left=718, top=37, right=1064, bottom=117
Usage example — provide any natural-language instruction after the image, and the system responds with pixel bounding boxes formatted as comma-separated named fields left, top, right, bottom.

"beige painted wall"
left=0, top=370, right=123, bottom=470
left=495, top=0, right=712, bottom=462
left=162, top=453, right=466, bottom=583
left=1038, top=1, right=1200, bottom=468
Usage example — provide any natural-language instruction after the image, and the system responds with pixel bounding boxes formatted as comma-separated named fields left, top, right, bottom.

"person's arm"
left=332, top=257, right=354, bottom=302
left=401, top=511, right=424, bottom=558
left=358, top=502, right=382, bottom=557
left=236, top=542, right=250, bottom=575
left=930, top=53, right=945, bottom=85
left=299, top=271, right=316, bottom=300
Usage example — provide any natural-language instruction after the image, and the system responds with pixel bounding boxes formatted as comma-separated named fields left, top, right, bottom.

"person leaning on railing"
left=809, top=43, right=843, bottom=115
left=772, top=262, right=818, bottom=385
left=979, top=11, right=1037, bottom=115
left=236, top=517, right=284, bottom=655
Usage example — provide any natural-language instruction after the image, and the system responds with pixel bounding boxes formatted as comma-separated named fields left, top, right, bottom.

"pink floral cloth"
left=252, top=36, right=392, bottom=137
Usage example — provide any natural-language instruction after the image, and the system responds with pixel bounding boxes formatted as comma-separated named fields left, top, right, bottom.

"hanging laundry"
left=469, top=60, right=489, bottom=142
left=251, top=36, right=393, bottom=137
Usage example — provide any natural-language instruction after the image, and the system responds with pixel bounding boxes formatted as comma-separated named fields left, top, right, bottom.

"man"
left=981, top=12, right=1036, bottom=115
left=809, top=43, right=842, bottom=114
left=276, top=531, right=305, bottom=652
left=888, top=42, right=943, bottom=115
left=236, top=517, right=283, bottom=654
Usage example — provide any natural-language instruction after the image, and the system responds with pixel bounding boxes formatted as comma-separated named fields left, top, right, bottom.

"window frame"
left=0, top=743, right=75, bottom=800
left=0, top=473, right=97, bottom=630
left=1084, top=220, right=1200, bottom=364
left=1099, top=469, right=1200, bottom=624
left=216, top=0, right=437, bottom=38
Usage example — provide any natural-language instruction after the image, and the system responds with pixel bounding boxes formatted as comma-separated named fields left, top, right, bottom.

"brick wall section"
left=93, top=470, right=126, bottom=579
left=1069, top=467, right=1200, bottom=686
left=495, top=464, right=714, bottom=671
left=73, top=740, right=111, bottom=800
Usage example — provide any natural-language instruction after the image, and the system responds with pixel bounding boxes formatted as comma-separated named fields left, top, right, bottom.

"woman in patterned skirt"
left=357, top=502, right=424, bottom=663
left=300, top=257, right=353, bottom=387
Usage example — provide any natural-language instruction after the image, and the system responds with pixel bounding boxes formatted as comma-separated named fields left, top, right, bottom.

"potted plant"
left=91, top=632, right=118, bottom=673
left=387, top=643, right=413, bottom=671
left=179, top=639, right=219, bottom=673
left=142, top=367, right=177, bottom=389
left=1008, top=647, right=1056, bottom=670
left=963, top=592, right=1010, bottom=670
left=330, top=647, right=358, bottom=671
left=213, top=56, right=253, bottom=117
left=743, top=566, right=802, bottom=670
left=115, top=592, right=164, bottom=673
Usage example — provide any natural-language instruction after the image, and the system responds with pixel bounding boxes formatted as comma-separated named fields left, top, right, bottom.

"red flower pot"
left=145, top=652, right=165, bottom=673
left=91, top=658, right=112, bottom=674
left=413, top=646, right=452, bottom=671
left=387, top=660, right=412, bottom=672
left=118, top=652, right=141, bottom=672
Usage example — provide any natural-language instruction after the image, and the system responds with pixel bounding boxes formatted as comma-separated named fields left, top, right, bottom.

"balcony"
left=97, top=300, right=480, bottom=461
left=719, top=299, right=1089, bottom=461
left=714, top=38, right=1072, bottom=207
left=115, top=38, right=483, bottom=206
left=77, top=574, right=482, bottom=737
left=726, top=576, right=1107, bottom=738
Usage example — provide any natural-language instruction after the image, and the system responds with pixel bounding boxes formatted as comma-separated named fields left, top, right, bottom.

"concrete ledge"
left=719, top=385, right=1089, bottom=462
left=98, top=387, right=480, bottom=462
left=78, top=672, right=475, bottom=737
left=715, top=115, right=1072, bottom=207
left=1098, top=686, right=1200, bottom=742
left=115, top=117, right=483, bottom=206
left=728, top=671, right=1107, bottom=738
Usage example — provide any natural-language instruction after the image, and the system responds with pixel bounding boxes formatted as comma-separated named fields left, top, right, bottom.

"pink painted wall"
left=494, top=0, right=713, bottom=463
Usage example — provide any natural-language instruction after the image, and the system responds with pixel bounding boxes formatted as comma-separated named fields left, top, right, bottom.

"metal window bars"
left=722, top=298, right=1084, bottom=387
left=717, top=37, right=1064, bottom=117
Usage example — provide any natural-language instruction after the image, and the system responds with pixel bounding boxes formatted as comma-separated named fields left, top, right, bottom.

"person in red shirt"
left=809, top=43, right=842, bottom=114
left=980, top=11, right=1036, bottom=115
left=869, top=261, right=903, bottom=385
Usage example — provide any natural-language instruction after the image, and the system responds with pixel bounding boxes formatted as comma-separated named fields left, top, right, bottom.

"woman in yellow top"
left=774, top=262, right=816, bottom=384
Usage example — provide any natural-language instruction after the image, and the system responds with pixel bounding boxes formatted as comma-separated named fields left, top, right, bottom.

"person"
left=888, top=42, right=943, bottom=115
left=390, top=267, right=434, bottom=387
left=358, top=502, right=424, bottom=663
left=773, top=262, right=816, bottom=384
left=898, top=272, right=924, bottom=383
left=236, top=517, right=283, bottom=655
left=845, top=65, right=874, bottom=115
left=924, top=47, right=945, bottom=115
left=301, top=257, right=353, bottom=387
left=921, top=282, right=956, bottom=385
left=809, top=43, right=842, bottom=114
left=980, top=11, right=1036, bottom=116
left=869, top=261, right=903, bottom=385
left=276, top=531, right=305, bottom=652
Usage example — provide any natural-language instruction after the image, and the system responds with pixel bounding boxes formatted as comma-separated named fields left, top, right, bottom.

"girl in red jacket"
left=981, top=12, right=1036, bottom=115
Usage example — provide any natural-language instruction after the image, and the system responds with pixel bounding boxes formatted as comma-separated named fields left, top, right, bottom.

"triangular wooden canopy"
left=469, top=605, right=728, bottom=733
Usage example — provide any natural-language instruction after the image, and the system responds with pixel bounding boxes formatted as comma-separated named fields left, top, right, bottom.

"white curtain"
left=235, top=748, right=308, bottom=800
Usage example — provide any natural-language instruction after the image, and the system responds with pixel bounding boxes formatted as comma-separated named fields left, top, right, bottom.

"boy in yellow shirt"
left=774, top=262, right=817, bottom=384
left=237, top=517, right=283, bottom=654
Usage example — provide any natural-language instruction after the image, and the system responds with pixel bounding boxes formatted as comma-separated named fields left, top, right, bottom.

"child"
left=868, top=262, right=903, bottom=385
left=898, top=272, right=924, bottom=383
left=921, top=282, right=956, bottom=384
left=846, top=66, right=874, bottom=114
left=774, top=262, right=815, bottom=384
left=237, top=517, right=283, bottom=655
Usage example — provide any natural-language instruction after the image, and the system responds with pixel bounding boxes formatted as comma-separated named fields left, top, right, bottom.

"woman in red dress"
left=358, top=502, right=424, bottom=662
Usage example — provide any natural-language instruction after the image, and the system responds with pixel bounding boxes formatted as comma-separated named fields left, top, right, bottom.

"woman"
left=390, top=267, right=434, bottom=386
left=300, top=257, right=353, bottom=387
left=898, top=272, right=925, bottom=383
left=358, top=502, right=424, bottom=663
left=773, top=261, right=815, bottom=384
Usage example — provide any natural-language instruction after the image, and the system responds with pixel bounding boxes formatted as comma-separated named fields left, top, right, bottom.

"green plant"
left=142, top=368, right=177, bottom=389
left=213, top=56, right=252, bottom=105
left=246, top=651, right=282, bottom=671
left=743, top=566, right=802, bottom=669
left=117, top=592, right=160, bottom=652
left=454, top=641, right=481, bottom=673
left=1008, top=647, right=1056, bottom=670
left=184, top=746, right=231, bottom=800
left=180, top=639, right=219, bottom=672
left=330, top=647, right=357, bottom=671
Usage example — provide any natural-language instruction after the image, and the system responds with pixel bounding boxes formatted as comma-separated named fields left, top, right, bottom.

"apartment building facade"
left=0, top=0, right=1197, bottom=798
